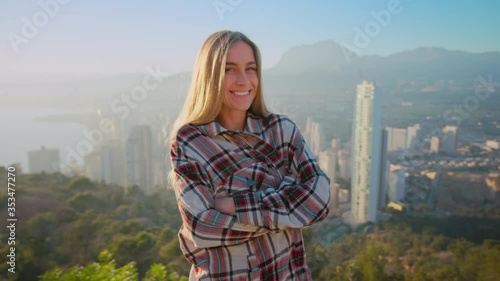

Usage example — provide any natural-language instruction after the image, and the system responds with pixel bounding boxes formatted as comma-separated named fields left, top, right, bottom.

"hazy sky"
left=1, top=0, right=499, bottom=76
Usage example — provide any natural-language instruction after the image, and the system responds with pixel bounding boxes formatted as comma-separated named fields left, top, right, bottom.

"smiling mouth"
left=230, top=90, right=251, bottom=96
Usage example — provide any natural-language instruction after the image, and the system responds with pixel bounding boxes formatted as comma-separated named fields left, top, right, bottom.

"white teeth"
left=233, top=91, right=249, bottom=96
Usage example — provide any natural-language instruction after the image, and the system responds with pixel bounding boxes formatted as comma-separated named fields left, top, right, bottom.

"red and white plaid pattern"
left=170, top=113, right=330, bottom=280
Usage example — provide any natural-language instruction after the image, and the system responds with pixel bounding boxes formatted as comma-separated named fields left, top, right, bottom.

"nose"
left=236, top=71, right=250, bottom=86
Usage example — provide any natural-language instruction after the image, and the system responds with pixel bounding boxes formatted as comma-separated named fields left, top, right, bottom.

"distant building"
left=386, top=127, right=407, bottom=152
left=126, top=125, right=154, bottom=193
left=28, top=146, right=60, bottom=173
left=84, top=151, right=102, bottom=181
left=379, top=129, right=389, bottom=208
left=339, top=188, right=350, bottom=203
left=305, top=117, right=325, bottom=156
left=331, top=183, right=341, bottom=212
left=318, top=148, right=337, bottom=183
left=406, top=123, right=421, bottom=152
left=351, top=81, right=383, bottom=223
left=338, top=149, right=351, bottom=180
left=387, top=165, right=406, bottom=202
left=101, top=140, right=126, bottom=186
left=430, top=136, right=441, bottom=153
left=83, top=139, right=126, bottom=186
left=486, top=140, right=500, bottom=150
left=318, top=146, right=338, bottom=212
left=441, top=126, right=458, bottom=153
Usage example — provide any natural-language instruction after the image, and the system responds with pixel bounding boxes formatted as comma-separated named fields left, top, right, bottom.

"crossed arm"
left=230, top=120, right=331, bottom=231
left=170, top=120, right=330, bottom=248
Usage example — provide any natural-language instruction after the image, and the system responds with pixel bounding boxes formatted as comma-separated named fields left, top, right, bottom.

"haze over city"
left=1, top=1, right=499, bottom=280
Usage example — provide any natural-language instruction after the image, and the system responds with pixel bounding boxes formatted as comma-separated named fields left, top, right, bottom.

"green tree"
left=39, top=250, right=187, bottom=281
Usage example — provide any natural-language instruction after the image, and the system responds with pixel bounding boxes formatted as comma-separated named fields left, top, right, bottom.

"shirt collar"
left=197, top=112, right=266, bottom=137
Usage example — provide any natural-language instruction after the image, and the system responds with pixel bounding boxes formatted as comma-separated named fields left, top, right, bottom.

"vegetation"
left=1, top=167, right=499, bottom=280
left=0, top=168, right=187, bottom=281
left=306, top=217, right=500, bottom=281
left=39, top=250, right=187, bottom=281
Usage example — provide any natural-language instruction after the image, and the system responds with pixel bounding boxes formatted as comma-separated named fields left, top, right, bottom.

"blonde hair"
left=168, top=30, right=271, bottom=189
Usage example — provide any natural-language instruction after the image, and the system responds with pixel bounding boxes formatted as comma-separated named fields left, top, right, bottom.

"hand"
left=214, top=196, right=236, bottom=215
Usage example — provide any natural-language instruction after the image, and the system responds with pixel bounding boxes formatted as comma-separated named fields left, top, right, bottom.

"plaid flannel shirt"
left=170, top=113, right=330, bottom=281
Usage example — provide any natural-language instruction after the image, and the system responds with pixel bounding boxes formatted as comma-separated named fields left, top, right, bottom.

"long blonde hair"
left=168, top=30, right=271, bottom=188
left=170, top=30, right=270, bottom=141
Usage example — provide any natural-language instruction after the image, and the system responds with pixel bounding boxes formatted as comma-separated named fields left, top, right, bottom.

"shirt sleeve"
left=232, top=118, right=331, bottom=231
left=170, top=133, right=271, bottom=249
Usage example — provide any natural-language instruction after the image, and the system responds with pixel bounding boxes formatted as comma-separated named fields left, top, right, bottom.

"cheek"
left=224, top=73, right=238, bottom=86
left=251, top=75, right=259, bottom=88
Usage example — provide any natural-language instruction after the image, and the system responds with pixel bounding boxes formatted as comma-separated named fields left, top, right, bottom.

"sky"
left=1, top=0, right=499, bottom=76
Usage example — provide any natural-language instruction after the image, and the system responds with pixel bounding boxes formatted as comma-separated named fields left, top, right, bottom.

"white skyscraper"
left=351, top=81, right=383, bottom=223
left=126, top=125, right=154, bottom=193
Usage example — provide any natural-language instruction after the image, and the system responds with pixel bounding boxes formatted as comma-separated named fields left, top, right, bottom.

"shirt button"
left=246, top=178, right=255, bottom=186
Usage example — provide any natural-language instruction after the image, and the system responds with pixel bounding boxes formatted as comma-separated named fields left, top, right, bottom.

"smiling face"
left=219, top=40, right=258, bottom=122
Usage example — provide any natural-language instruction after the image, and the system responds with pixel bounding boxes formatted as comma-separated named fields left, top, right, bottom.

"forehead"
left=226, top=40, right=256, bottom=62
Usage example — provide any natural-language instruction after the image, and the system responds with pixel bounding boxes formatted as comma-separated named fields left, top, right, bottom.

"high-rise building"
left=318, top=144, right=338, bottom=213
left=351, top=81, right=383, bottom=223
left=430, top=136, right=441, bottom=153
left=387, top=164, right=406, bottom=202
left=406, top=123, right=421, bottom=152
left=126, top=125, right=154, bottom=193
left=83, top=139, right=126, bottom=186
left=338, top=149, right=351, bottom=180
left=304, top=117, right=325, bottom=156
left=386, top=127, right=407, bottom=152
left=101, top=140, right=126, bottom=186
left=28, top=146, right=60, bottom=173
left=441, top=126, right=458, bottom=154
left=378, top=128, right=389, bottom=209
left=318, top=143, right=337, bottom=183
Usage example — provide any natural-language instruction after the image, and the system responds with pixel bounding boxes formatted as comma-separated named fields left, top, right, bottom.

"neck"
left=216, top=110, right=247, bottom=131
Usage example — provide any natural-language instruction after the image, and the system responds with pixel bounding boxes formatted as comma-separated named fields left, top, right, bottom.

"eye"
left=225, top=67, right=235, bottom=72
left=246, top=67, right=257, bottom=72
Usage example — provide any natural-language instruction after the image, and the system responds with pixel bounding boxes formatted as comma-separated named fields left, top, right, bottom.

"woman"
left=169, top=30, right=330, bottom=281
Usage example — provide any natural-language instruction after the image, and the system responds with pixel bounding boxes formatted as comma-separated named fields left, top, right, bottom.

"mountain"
left=356, top=47, right=500, bottom=83
left=261, top=41, right=500, bottom=99
left=270, top=40, right=358, bottom=74
left=4, top=41, right=498, bottom=109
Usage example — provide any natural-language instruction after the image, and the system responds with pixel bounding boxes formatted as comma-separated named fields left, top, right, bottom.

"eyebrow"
left=226, top=62, right=257, bottom=66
